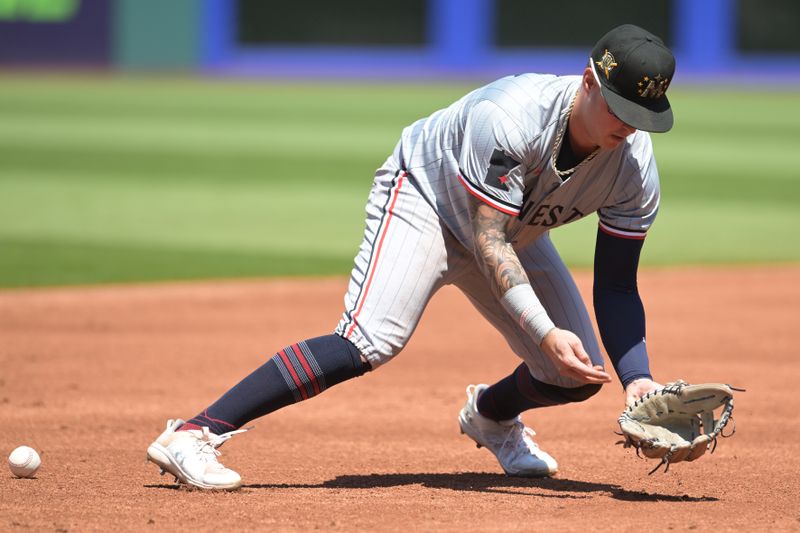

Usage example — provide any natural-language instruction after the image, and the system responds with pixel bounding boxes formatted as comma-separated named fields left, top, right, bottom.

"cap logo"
left=595, top=49, right=618, bottom=79
left=637, top=74, right=669, bottom=99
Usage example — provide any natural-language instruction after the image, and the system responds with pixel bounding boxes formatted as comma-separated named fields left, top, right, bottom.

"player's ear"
left=582, top=67, right=595, bottom=91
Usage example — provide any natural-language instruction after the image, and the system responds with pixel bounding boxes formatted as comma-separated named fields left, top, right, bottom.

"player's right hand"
left=540, top=328, right=612, bottom=384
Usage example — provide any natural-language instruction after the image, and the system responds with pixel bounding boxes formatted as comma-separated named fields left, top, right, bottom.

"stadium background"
left=1, top=0, right=799, bottom=288
left=2, top=2, right=800, bottom=531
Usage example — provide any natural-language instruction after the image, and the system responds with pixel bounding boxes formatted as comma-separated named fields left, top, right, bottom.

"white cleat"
left=458, top=384, right=558, bottom=477
left=146, top=419, right=247, bottom=490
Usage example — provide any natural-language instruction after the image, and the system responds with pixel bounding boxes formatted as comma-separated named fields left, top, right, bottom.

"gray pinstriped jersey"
left=397, top=73, right=660, bottom=250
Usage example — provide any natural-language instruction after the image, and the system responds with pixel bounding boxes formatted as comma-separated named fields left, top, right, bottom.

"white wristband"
left=500, top=284, right=556, bottom=346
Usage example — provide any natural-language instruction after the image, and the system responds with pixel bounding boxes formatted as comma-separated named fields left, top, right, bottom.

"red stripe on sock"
left=199, top=409, right=236, bottom=430
left=278, top=349, right=309, bottom=400
left=291, top=344, right=321, bottom=396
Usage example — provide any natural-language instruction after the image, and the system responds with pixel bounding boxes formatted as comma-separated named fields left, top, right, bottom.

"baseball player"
left=147, top=24, right=675, bottom=489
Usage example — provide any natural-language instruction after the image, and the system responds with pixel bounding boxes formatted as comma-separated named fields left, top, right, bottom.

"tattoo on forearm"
left=471, top=202, right=529, bottom=293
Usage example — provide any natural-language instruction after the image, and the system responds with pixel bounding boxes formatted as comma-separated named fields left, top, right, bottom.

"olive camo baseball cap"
left=590, top=24, right=675, bottom=133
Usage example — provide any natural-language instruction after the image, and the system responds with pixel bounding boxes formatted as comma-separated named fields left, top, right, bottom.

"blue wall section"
left=429, top=0, right=492, bottom=68
left=674, top=0, right=735, bottom=69
left=201, top=0, right=233, bottom=68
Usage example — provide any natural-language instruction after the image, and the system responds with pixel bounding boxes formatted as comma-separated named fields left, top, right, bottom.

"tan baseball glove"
left=618, top=380, right=740, bottom=474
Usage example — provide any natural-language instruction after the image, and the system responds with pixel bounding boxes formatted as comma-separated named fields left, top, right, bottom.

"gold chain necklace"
left=550, top=91, right=600, bottom=178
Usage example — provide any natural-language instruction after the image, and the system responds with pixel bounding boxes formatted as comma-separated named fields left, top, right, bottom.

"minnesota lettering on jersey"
left=484, top=149, right=521, bottom=192
left=519, top=188, right=585, bottom=227
left=524, top=204, right=585, bottom=227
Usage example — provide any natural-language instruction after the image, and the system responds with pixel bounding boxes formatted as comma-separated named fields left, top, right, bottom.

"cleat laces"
left=192, top=427, right=250, bottom=468
left=500, top=422, right=541, bottom=460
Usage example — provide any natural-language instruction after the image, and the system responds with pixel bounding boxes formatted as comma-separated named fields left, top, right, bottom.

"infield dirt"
left=1, top=266, right=798, bottom=532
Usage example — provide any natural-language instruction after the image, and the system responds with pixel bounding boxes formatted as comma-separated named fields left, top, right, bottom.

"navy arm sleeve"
left=593, top=227, right=652, bottom=389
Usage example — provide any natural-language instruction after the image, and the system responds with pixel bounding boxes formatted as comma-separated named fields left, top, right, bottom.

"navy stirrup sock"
left=477, top=363, right=602, bottom=421
left=476, top=365, right=537, bottom=421
left=181, top=334, right=370, bottom=434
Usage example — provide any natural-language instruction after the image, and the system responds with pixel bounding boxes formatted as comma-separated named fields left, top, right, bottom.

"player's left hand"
left=618, top=380, right=739, bottom=474
left=624, top=377, right=663, bottom=407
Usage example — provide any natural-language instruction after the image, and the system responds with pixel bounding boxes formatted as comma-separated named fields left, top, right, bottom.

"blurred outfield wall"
left=1, top=0, right=800, bottom=80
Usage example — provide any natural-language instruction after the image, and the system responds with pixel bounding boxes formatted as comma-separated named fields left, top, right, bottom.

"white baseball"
left=8, top=446, right=41, bottom=478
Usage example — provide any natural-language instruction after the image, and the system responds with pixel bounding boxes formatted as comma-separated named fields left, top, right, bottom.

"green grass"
left=0, top=75, right=798, bottom=288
